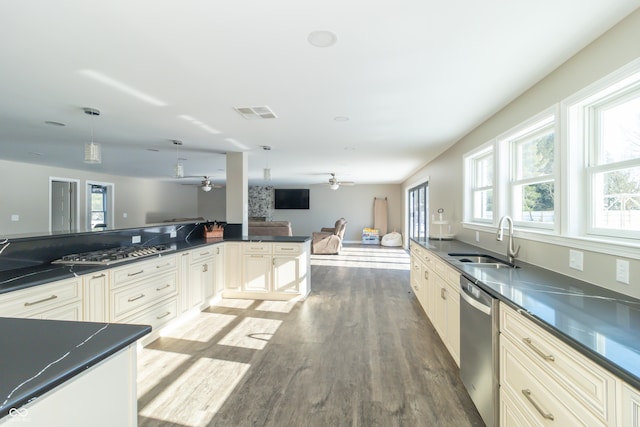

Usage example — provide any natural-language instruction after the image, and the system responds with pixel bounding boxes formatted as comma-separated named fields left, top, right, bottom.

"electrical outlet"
left=475, top=231, right=480, bottom=242
left=132, top=235, right=141, bottom=244
left=569, top=250, right=583, bottom=271
left=170, top=230, right=177, bottom=238
left=123, top=212, right=128, bottom=218
left=616, top=259, right=630, bottom=284
left=11, top=214, right=19, bottom=222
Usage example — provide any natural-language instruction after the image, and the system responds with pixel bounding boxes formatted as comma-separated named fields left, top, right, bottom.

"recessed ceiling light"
left=44, top=120, right=66, bottom=127
left=308, top=30, right=338, bottom=48
left=334, top=116, right=350, bottom=122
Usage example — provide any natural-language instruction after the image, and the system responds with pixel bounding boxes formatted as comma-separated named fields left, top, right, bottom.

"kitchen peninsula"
left=0, top=222, right=311, bottom=423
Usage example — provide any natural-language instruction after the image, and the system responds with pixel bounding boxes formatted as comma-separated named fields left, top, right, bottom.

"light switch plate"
left=11, top=214, right=19, bottom=222
left=569, top=250, right=583, bottom=271
left=616, top=259, right=630, bottom=284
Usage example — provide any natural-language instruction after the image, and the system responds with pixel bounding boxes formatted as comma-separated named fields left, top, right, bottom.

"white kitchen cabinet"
left=223, top=241, right=310, bottom=300
left=82, top=271, right=109, bottom=322
left=500, top=302, right=616, bottom=426
left=190, top=247, right=215, bottom=305
left=178, top=251, right=191, bottom=313
left=213, top=244, right=225, bottom=295
left=0, top=277, right=82, bottom=320
left=224, top=242, right=242, bottom=292
left=621, top=382, right=640, bottom=427
left=409, top=243, right=460, bottom=366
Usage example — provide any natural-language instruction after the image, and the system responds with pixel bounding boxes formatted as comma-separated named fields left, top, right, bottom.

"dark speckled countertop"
left=412, top=238, right=640, bottom=390
left=0, top=317, right=150, bottom=418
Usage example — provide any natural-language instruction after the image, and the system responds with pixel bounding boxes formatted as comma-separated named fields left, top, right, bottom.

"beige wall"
left=198, top=184, right=403, bottom=242
left=0, top=158, right=198, bottom=235
left=403, top=9, right=640, bottom=298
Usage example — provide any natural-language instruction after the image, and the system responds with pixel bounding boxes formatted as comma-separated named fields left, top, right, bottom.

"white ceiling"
left=1, top=1, right=639, bottom=187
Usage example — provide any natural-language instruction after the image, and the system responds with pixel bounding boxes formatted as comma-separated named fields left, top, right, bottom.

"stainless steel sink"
left=448, top=253, right=518, bottom=268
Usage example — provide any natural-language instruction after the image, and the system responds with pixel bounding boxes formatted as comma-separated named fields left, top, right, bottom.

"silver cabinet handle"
left=156, top=263, right=171, bottom=269
left=128, top=294, right=145, bottom=302
left=182, top=253, right=189, bottom=257
left=202, top=264, right=208, bottom=272
left=424, top=270, right=429, bottom=280
left=156, top=284, right=171, bottom=291
left=128, top=270, right=144, bottom=277
left=440, top=287, right=446, bottom=300
left=92, top=273, right=106, bottom=279
left=200, top=252, right=211, bottom=256
left=279, top=247, right=294, bottom=251
left=24, top=295, right=57, bottom=307
left=156, top=311, right=171, bottom=319
left=523, top=337, right=555, bottom=362
left=522, top=389, right=554, bottom=420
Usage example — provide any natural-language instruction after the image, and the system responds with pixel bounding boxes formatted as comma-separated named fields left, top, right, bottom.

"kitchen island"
left=0, top=317, right=150, bottom=425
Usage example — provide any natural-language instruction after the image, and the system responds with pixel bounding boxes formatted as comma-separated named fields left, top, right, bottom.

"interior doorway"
left=50, top=178, right=80, bottom=233
left=87, top=181, right=114, bottom=230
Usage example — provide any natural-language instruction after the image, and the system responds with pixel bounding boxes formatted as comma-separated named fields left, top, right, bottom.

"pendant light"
left=172, top=140, right=184, bottom=178
left=262, top=145, right=271, bottom=181
left=83, top=107, right=101, bottom=164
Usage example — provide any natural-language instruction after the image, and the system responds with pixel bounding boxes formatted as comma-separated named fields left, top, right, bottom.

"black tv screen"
left=274, top=189, right=310, bottom=209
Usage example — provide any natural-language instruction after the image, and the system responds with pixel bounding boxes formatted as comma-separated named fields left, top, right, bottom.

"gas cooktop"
left=53, top=244, right=173, bottom=266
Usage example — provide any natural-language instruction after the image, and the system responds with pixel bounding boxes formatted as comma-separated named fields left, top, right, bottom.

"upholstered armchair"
left=312, top=218, right=347, bottom=254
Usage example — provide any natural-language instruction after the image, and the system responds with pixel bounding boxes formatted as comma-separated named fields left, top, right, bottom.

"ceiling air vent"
left=234, top=106, right=277, bottom=120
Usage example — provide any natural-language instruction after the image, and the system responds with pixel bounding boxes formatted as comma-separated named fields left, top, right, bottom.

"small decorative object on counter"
left=204, top=222, right=224, bottom=239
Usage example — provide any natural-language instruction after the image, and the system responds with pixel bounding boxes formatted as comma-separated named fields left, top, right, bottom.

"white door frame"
left=86, top=180, right=115, bottom=230
left=49, top=177, right=80, bottom=233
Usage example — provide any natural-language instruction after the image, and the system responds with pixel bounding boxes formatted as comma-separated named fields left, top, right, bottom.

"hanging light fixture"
left=172, top=140, right=184, bottom=178
left=83, top=107, right=101, bottom=164
left=262, top=145, right=271, bottom=181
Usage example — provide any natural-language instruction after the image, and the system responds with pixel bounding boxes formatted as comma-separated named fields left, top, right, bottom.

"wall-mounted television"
left=274, top=189, right=310, bottom=210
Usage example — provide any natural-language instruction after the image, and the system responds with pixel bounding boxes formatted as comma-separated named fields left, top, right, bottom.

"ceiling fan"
left=181, top=176, right=224, bottom=192
left=326, top=173, right=355, bottom=190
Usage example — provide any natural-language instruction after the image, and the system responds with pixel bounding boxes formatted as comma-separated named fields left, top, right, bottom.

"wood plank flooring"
left=137, top=244, right=484, bottom=427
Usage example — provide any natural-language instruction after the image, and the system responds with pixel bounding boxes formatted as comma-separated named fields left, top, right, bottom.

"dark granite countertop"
left=0, top=317, right=150, bottom=418
left=0, top=236, right=310, bottom=295
left=411, top=238, right=640, bottom=390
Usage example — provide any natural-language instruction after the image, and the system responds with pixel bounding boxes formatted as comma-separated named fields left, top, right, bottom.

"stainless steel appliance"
left=52, top=244, right=172, bottom=265
left=460, top=275, right=499, bottom=427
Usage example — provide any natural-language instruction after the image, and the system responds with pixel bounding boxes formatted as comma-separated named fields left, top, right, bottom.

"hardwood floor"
left=137, top=244, right=484, bottom=426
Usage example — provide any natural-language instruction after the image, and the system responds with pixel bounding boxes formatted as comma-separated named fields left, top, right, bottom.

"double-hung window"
left=465, top=144, right=494, bottom=223
left=505, top=114, right=556, bottom=229
left=586, top=86, right=640, bottom=238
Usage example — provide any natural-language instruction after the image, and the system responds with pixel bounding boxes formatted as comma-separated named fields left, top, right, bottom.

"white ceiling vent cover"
left=234, top=106, right=277, bottom=120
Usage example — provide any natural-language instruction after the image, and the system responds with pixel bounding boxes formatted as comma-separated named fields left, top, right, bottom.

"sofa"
left=312, top=218, right=347, bottom=254
left=248, top=221, right=292, bottom=236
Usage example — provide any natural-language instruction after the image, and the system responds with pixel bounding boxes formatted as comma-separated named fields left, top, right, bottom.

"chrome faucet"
left=497, top=215, right=520, bottom=265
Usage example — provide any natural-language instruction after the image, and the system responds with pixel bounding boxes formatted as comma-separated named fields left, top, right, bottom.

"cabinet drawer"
left=190, top=246, right=216, bottom=263
left=274, top=243, right=301, bottom=255
left=119, top=297, right=178, bottom=331
left=501, top=304, right=615, bottom=423
left=112, top=255, right=176, bottom=288
left=111, top=272, right=177, bottom=320
left=501, top=335, right=607, bottom=426
left=243, top=242, right=272, bottom=254
left=0, top=278, right=81, bottom=317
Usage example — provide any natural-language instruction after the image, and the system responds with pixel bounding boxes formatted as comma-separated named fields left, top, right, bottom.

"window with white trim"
left=465, top=145, right=494, bottom=223
left=503, top=114, right=556, bottom=229
left=586, top=85, right=640, bottom=238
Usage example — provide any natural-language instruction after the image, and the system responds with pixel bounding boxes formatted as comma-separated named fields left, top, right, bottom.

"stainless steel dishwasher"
left=459, top=275, right=499, bottom=427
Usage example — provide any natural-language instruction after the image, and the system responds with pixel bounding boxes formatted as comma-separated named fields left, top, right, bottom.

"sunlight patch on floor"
left=139, top=357, right=251, bottom=426
left=254, top=299, right=297, bottom=314
left=136, top=348, right=191, bottom=397
left=311, top=245, right=410, bottom=270
left=215, top=298, right=256, bottom=309
left=160, top=311, right=237, bottom=343
left=217, top=317, right=283, bottom=350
